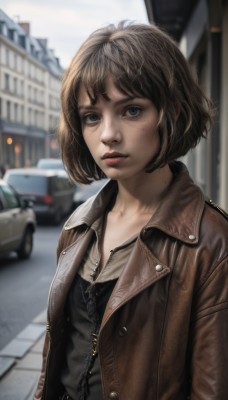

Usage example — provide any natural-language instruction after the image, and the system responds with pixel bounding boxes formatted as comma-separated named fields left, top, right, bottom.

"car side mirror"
left=22, top=198, right=34, bottom=209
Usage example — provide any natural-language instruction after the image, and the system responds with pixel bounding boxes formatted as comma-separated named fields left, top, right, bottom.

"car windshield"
left=7, top=174, right=47, bottom=195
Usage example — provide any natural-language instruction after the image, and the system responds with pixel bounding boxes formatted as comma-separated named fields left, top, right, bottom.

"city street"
left=0, top=223, right=62, bottom=351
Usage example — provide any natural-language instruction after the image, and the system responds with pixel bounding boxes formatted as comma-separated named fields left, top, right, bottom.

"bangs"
left=77, top=42, right=151, bottom=103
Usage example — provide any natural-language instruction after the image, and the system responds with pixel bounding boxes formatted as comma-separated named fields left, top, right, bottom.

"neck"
left=112, top=165, right=173, bottom=216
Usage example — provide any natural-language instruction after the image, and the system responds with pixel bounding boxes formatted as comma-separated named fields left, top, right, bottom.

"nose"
left=100, top=117, right=121, bottom=145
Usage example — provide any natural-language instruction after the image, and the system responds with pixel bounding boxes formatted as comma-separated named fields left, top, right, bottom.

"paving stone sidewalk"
left=0, top=310, right=46, bottom=400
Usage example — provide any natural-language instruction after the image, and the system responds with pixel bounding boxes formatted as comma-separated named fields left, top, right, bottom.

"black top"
left=61, top=274, right=117, bottom=400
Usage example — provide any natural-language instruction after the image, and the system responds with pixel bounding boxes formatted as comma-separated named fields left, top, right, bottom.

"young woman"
left=35, top=22, right=228, bottom=400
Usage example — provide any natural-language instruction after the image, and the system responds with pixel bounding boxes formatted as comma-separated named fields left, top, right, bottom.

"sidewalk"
left=0, top=310, right=46, bottom=400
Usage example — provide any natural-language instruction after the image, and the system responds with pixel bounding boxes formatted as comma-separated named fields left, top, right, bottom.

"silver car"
left=0, top=179, right=36, bottom=259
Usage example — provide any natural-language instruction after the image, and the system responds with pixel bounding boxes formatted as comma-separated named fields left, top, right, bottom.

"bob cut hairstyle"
left=59, top=21, right=213, bottom=184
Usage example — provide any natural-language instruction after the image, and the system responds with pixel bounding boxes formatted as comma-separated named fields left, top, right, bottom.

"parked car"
left=0, top=179, right=36, bottom=259
left=73, top=179, right=109, bottom=209
left=36, top=158, right=64, bottom=170
left=4, top=168, right=75, bottom=225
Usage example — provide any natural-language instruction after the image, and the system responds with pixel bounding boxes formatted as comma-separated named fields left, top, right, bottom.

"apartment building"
left=0, top=9, right=63, bottom=169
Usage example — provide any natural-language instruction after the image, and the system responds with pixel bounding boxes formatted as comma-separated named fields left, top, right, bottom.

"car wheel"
left=17, top=227, right=33, bottom=259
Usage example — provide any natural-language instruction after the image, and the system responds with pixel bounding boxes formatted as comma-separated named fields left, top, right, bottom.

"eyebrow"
left=78, top=95, right=137, bottom=111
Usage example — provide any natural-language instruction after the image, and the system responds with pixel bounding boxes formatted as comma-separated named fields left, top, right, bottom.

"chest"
left=100, top=212, right=152, bottom=268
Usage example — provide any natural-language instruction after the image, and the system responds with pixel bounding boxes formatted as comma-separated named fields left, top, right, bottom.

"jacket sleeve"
left=33, top=229, right=65, bottom=399
left=189, top=255, right=228, bottom=399
left=33, top=331, right=50, bottom=400
left=33, top=228, right=65, bottom=400
left=34, top=226, right=80, bottom=400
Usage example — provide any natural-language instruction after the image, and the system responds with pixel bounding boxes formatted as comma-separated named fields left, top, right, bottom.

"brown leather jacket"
left=34, top=162, right=228, bottom=400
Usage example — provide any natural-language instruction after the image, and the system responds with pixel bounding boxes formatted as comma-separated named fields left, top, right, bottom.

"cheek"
left=83, top=135, right=98, bottom=158
left=142, top=124, right=159, bottom=146
left=143, top=129, right=160, bottom=159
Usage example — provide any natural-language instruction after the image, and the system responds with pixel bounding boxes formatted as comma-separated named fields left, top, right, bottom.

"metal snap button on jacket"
left=118, top=326, right=127, bottom=337
left=188, top=234, right=196, bottom=240
left=109, top=391, right=119, bottom=399
left=155, top=264, right=163, bottom=272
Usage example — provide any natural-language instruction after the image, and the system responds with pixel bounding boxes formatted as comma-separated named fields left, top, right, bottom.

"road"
left=0, top=223, right=63, bottom=351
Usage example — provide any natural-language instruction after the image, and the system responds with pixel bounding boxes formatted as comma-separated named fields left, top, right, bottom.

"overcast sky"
left=1, top=0, right=148, bottom=68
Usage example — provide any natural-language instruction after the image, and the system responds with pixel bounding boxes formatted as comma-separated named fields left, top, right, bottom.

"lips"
left=101, top=152, right=127, bottom=160
left=101, top=152, right=128, bottom=167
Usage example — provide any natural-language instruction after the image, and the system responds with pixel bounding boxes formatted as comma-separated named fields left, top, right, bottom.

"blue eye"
left=82, top=113, right=99, bottom=124
left=125, top=106, right=142, bottom=117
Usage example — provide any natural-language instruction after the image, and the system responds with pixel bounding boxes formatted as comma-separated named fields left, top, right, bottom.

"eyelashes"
left=80, top=105, right=144, bottom=126
left=124, top=105, right=143, bottom=117
left=81, top=113, right=100, bottom=125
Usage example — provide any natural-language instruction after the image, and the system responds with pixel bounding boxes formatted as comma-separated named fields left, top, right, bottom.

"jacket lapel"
left=100, top=237, right=171, bottom=331
left=48, top=229, right=94, bottom=323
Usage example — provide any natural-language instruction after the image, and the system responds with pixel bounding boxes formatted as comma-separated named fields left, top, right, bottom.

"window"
left=20, top=80, right=24, bottom=97
left=14, top=77, right=17, bottom=94
left=5, top=73, right=10, bottom=92
left=1, top=185, right=20, bottom=209
left=5, top=48, right=10, bottom=66
left=29, top=108, right=34, bottom=125
left=14, top=103, right=18, bottom=122
left=20, top=105, right=24, bottom=123
left=6, top=101, right=11, bottom=120
left=20, top=57, right=24, bottom=73
left=40, top=111, right=44, bottom=127
left=14, top=53, right=17, bottom=69
left=19, top=35, right=25, bottom=49
left=9, top=29, right=15, bottom=40
left=28, top=85, right=31, bottom=100
left=49, top=115, right=53, bottom=130
left=7, top=174, right=47, bottom=195
left=35, top=110, right=38, bottom=126
left=29, top=63, right=34, bottom=78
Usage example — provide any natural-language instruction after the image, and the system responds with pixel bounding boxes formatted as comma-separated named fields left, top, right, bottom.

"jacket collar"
left=64, top=162, right=205, bottom=245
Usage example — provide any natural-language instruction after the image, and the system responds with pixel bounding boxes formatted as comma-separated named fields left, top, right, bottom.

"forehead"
left=78, top=78, right=128, bottom=106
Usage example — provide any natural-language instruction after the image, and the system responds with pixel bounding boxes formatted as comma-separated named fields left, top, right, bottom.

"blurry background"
left=0, top=0, right=227, bottom=209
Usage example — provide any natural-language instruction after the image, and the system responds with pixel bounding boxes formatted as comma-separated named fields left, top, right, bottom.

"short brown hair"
left=59, top=21, right=213, bottom=183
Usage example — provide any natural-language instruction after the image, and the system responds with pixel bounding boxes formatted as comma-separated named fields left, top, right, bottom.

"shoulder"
left=203, top=198, right=228, bottom=233
left=56, top=201, right=93, bottom=259
left=56, top=180, right=116, bottom=260
left=205, top=198, right=228, bottom=220
left=199, top=198, right=228, bottom=263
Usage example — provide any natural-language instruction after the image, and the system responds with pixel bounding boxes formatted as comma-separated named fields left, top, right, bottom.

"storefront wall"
left=220, top=5, right=228, bottom=210
left=180, top=0, right=228, bottom=209
left=0, top=130, right=45, bottom=168
left=145, top=0, right=228, bottom=210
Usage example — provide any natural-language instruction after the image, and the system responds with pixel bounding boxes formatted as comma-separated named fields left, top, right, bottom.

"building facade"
left=0, top=9, right=63, bottom=169
left=145, top=0, right=228, bottom=211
